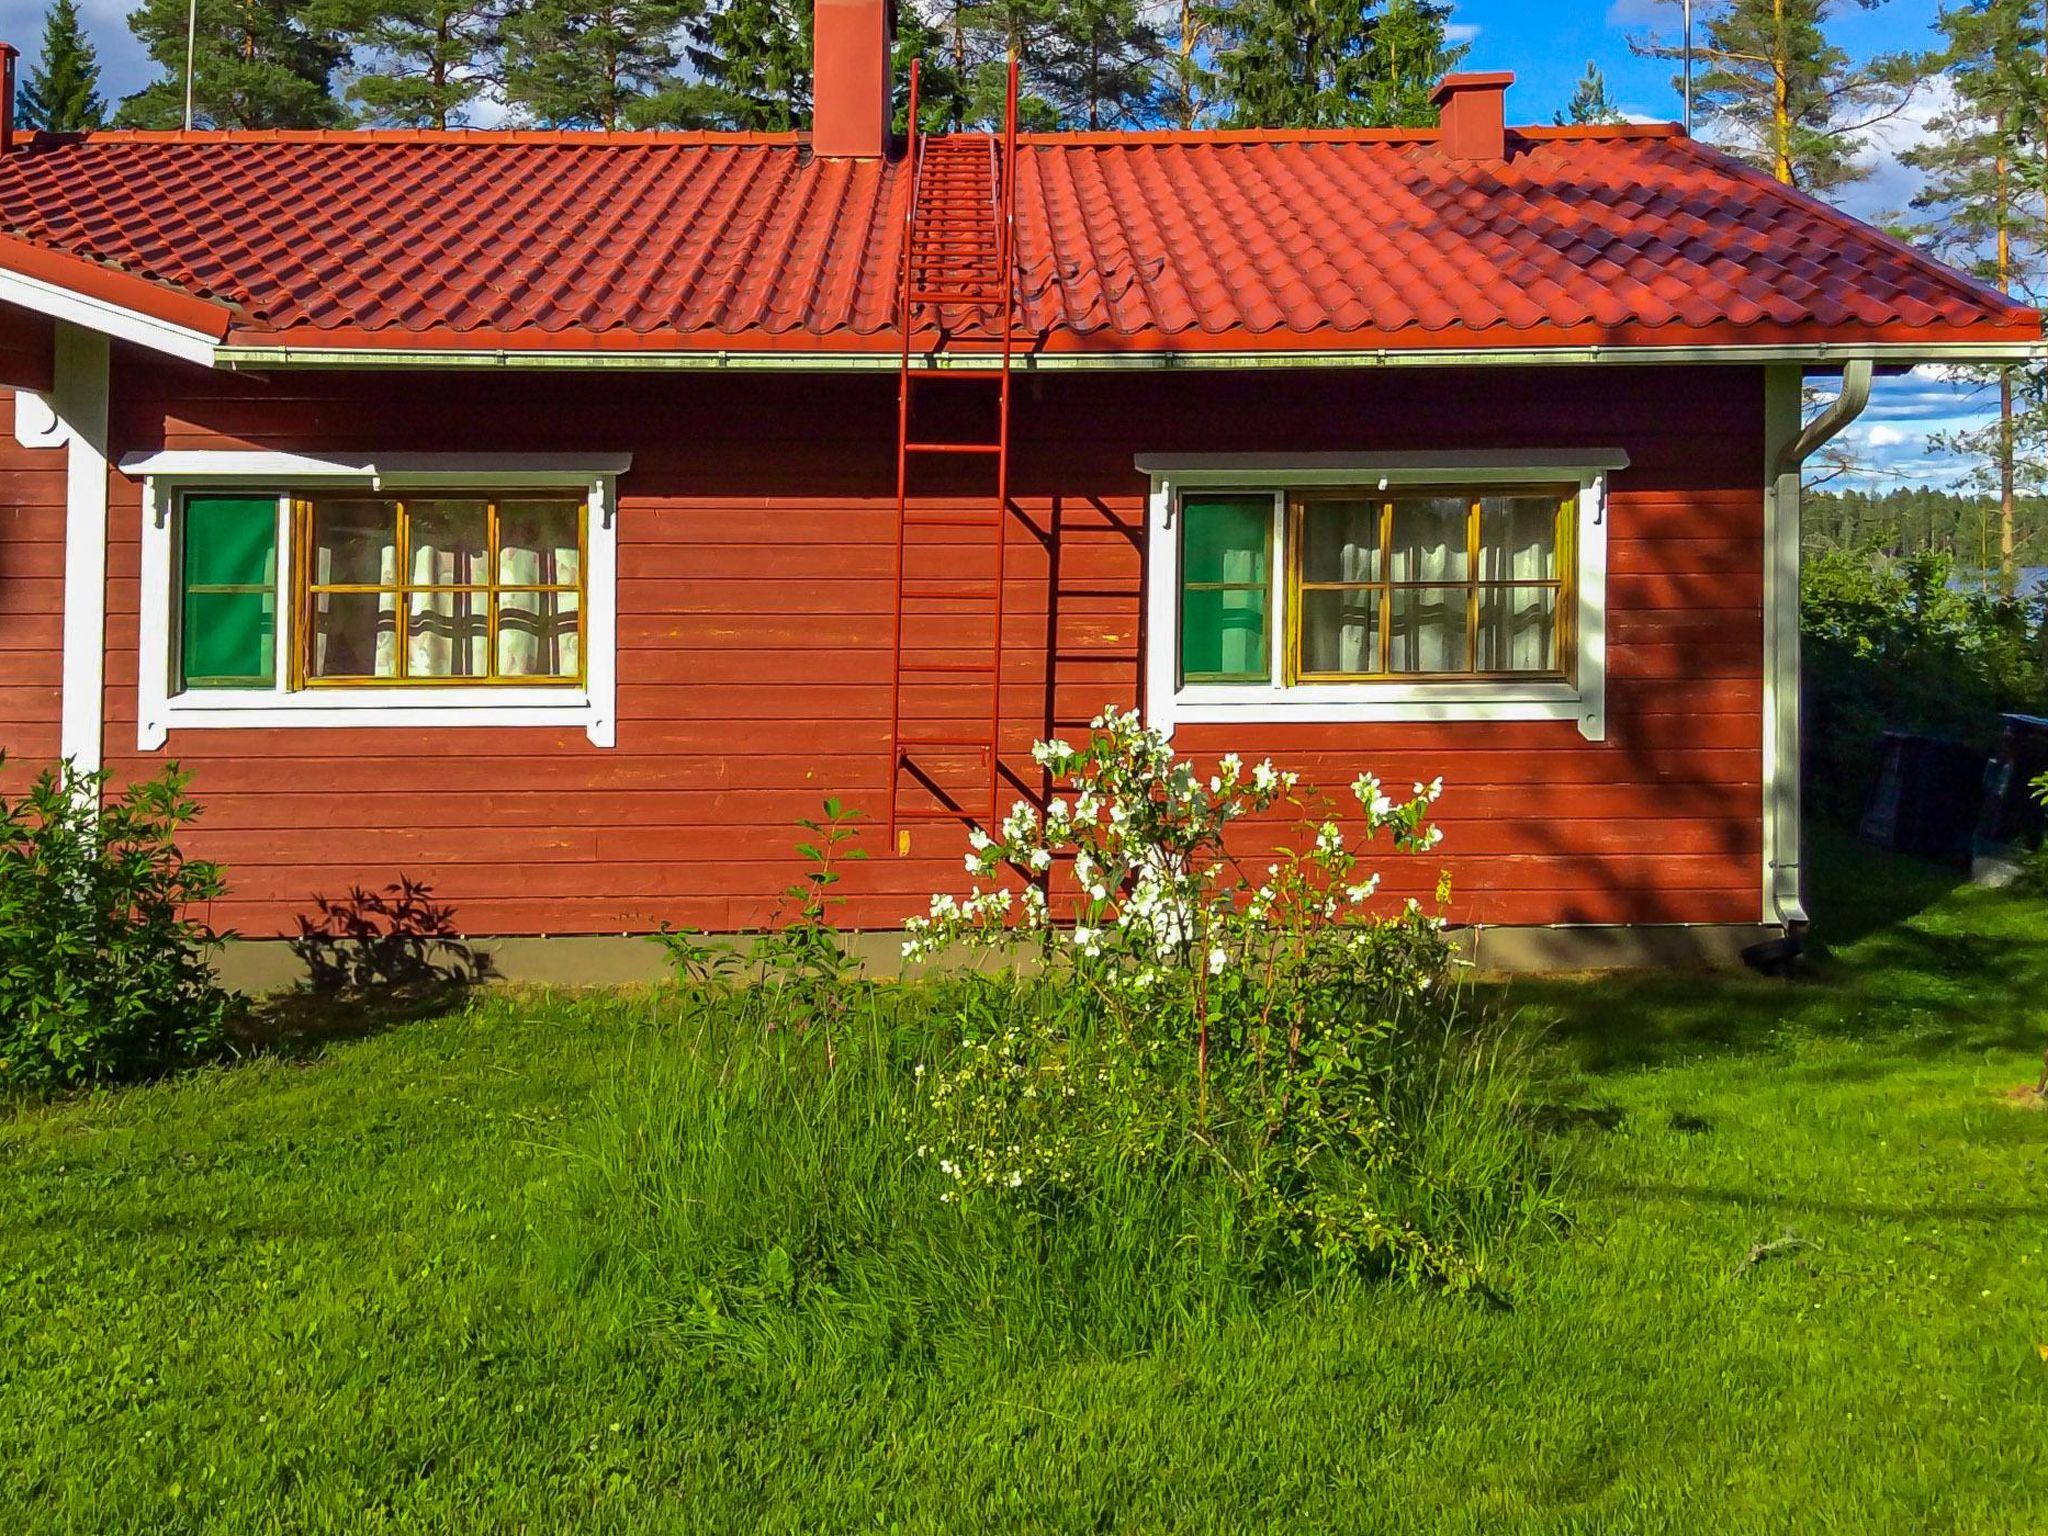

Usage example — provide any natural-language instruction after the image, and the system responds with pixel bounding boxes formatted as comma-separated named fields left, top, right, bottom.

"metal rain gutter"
left=212, top=341, right=2048, bottom=372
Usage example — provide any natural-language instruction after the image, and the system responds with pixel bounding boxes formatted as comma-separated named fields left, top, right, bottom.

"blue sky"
left=0, top=0, right=2009, bottom=490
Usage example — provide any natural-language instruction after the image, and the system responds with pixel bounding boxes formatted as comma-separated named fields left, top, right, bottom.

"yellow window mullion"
left=1466, top=497, right=1481, bottom=675
left=1378, top=498, right=1393, bottom=669
left=391, top=501, right=407, bottom=684
left=486, top=497, right=501, bottom=684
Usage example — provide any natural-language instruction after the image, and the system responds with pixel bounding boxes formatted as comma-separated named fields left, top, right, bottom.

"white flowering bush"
left=902, top=707, right=1507, bottom=1290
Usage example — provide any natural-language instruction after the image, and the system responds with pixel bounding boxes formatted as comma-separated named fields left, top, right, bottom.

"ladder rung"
left=901, top=736, right=998, bottom=748
left=907, top=663, right=1000, bottom=676
left=903, top=515, right=999, bottom=527
left=905, top=441, right=1001, bottom=455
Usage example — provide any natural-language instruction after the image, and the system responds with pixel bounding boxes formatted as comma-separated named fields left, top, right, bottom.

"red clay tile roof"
left=0, top=123, right=2035, bottom=356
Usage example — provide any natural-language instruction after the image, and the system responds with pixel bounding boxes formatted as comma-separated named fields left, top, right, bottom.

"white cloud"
left=1864, top=424, right=1910, bottom=449
left=1607, top=0, right=1681, bottom=25
left=1446, top=23, right=1482, bottom=45
left=1832, top=74, right=1957, bottom=227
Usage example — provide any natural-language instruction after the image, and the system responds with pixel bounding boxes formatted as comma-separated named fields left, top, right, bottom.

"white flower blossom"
left=1207, top=946, right=1229, bottom=975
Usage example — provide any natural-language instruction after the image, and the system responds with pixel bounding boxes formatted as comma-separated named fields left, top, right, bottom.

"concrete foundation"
left=215, top=923, right=1782, bottom=994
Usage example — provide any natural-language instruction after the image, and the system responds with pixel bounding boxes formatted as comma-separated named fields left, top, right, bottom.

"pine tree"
left=1195, top=0, right=1468, bottom=130
left=688, top=0, right=811, bottom=130
left=500, top=0, right=704, bottom=129
left=119, top=0, right=350, bottom=128
left=1162, top=0, right=1215, bottom=128
left=1902, top=0, right=2048, bottom=594
left=1038, top=0, right=1163, bottom=129
left=1554, top=59, right=1624, bottom=126
left=344, top=0, right=504, bottom=128
left=17, top=0, right=107, bottom=132
left=1630, top=0, right=1921, bottom=192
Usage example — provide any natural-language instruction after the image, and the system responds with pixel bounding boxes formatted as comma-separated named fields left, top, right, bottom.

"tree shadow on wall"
left=234, top=878, right=492, bottom=1059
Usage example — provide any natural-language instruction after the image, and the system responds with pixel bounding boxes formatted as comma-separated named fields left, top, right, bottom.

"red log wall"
left=0, top=354, right=1766, bottom=933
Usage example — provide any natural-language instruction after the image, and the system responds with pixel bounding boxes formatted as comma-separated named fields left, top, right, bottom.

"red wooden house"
left=0, top=5, right=2038, bottom=976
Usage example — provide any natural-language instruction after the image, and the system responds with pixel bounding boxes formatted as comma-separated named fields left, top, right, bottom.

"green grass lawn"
left=3, top=833, right=2045, bottom=1533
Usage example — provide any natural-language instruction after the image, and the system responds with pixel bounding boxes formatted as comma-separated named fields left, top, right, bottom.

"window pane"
left=1388, top=497, right=1469, bottom=583
left=1180, top=585, right=1268, bottom=680
left=1298, top=588, right=1381, bottom=675
left=180, top=497, right=276, bottom=688
left=1299, top=499, right=1381, bottom=583
left=311, top=499, right=398, bottom=587
left=181, top=589, right=275, bottom=687
left=499, top=589, right=581, bottom=679
left=1477, top=586, right=1558, bottom=672
left=1181, top=495, right=1268, bottom=585
left=309, top=590, right=398, bottom=678
left=184, top=496, right=276, bottom=587
left=407, top=500, right=490, bottom=587
left=1479, top=496, right=1559, bottom=582
left=1388, top=586, right=1470, bottom=673
left=499, top=501, right=582, bottom=586
left=407, top=591, right=490, bottom=678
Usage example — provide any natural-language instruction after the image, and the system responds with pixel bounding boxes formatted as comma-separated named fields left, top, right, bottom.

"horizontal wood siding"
left=0, top=390, right=67, bottom=790
left=48, top=358, right=1769, bottom=933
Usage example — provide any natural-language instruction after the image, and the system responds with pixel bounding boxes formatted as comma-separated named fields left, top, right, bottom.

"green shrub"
left=1803, top=548, right=2048, bottom=821
left=0, top=758, right=231, bottom=1090
left=901, top=707, right=1544, bottom=1293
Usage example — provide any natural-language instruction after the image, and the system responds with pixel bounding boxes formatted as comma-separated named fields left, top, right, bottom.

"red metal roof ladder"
left=886, top=57, right=1024, bottom=853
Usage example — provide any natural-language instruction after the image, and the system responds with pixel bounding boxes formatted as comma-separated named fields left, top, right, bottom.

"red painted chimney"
left=1, top=44, right=18, bottom=156
left=1431, top=71, right=1514, bottom=161
left=812, top=0, right=892, bottom=158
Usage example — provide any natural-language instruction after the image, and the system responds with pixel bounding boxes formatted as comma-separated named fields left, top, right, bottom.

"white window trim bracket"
left=127, top=451, right=629, bottom=750
left=1138, top=451, right=1621, bottom=743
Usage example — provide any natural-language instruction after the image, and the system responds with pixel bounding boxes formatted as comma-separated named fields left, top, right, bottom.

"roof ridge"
left=15, top=122, right=1693, bottom=154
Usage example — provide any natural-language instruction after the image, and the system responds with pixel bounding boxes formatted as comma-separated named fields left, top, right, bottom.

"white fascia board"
left=1135, top=450, right=1631, bottom=481
left=119, top=450, right=633, bottom=487
left=0, top=268, right=221, bottom=368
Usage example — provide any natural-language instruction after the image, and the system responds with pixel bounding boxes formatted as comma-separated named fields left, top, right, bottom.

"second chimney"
left=1431, top=72, right=1515, bottom=161
left=813, top=0, right=892, bottom=158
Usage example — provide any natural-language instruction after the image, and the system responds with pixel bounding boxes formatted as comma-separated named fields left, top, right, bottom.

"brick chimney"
left=1431, top=72, right=1515, bottom=161
left=1, top=44, right=17, bottom=155
left=813, top=0, right=892, bottom=158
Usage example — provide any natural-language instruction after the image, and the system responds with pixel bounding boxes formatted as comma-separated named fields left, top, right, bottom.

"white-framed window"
left=126, top=452, right=629, bottom=748
left=1138, top=452, right=1622, bottom=742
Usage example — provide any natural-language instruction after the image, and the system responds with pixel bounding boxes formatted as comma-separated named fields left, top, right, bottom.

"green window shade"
left=180, top=496, right=278, bottom=689
left=1179, top=495, right=1270, bottom=682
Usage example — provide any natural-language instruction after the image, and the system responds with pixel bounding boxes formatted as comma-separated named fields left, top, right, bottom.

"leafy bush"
left=0, top=759, right=231, bottom=1090
left=1803, top=548, right=2048, bottom=821
left=899, top=706, right=1548, bottom=1293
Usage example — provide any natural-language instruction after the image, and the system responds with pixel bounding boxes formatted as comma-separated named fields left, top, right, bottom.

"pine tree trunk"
left=1772, top=0, right=1793, bottom=184
left=1996, top=121, right=2016, bottom=597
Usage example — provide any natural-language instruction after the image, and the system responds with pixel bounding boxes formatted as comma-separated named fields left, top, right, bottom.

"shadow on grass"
left=1489, top=825, right=2048, bottom=1079
left=228, top=982, right=475, bottom=1063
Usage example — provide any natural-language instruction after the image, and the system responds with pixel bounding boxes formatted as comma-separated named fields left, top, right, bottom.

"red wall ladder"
left=886, top=58, right=1022, bottom=853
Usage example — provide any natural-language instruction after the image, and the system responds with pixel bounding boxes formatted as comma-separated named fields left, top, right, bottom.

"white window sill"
left=1167, top=680, right=1604, bottom=740
left=145, top=687, right=611, bottom=748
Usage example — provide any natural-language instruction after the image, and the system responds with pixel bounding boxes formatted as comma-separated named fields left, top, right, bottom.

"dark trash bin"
left=1975, top=713, right=2048, bottom=853
left=1859, top=732, right=1988, bottom=866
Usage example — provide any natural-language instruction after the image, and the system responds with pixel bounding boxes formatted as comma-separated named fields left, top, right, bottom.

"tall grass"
left=546, top=980, right=1561, bottom=1375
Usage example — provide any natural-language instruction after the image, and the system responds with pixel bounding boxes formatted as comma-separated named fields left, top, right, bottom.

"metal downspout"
left=1764, top=357, right=1873, bottom=932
